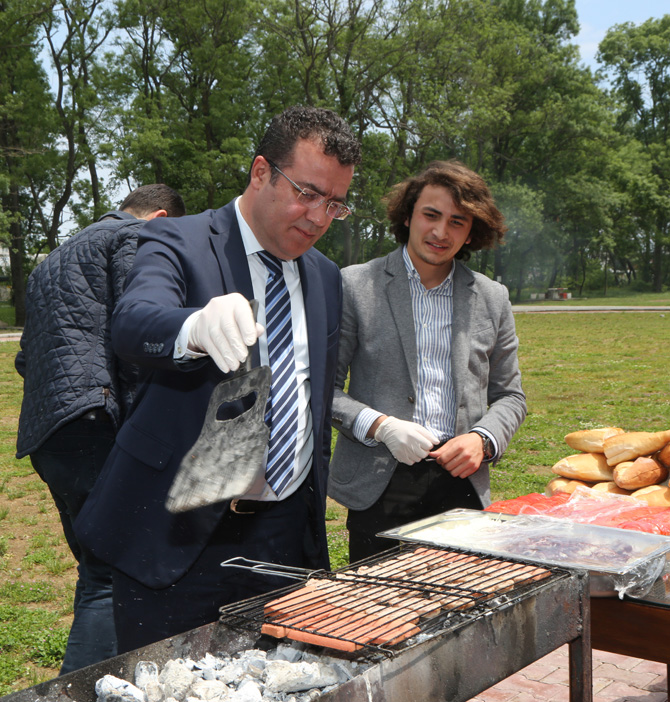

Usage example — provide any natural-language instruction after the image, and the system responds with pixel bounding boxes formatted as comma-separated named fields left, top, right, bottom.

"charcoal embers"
left=95, top=643, right=366, bottom=702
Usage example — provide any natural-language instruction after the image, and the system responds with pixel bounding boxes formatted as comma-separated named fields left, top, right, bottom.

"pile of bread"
left=548, top=428, right=670, bottom=506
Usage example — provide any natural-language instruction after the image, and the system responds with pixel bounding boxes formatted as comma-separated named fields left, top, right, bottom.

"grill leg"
left=568, top=584, right=592, bottom=702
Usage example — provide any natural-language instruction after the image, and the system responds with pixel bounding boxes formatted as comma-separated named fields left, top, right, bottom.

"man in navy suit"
left=75, top=106, right=361, bottom=652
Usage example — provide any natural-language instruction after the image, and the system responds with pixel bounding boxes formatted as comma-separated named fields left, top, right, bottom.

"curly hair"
left=385, top=160, right=506, bottom=261
left=252, top=106, right=362, bottom=184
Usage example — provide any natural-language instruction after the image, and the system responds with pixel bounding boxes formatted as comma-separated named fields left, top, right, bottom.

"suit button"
left=408, top=395, right=415, bottom=404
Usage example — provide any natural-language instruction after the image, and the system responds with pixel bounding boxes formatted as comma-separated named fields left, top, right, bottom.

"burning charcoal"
left=214, top=661, right=247, bottom=685
left=266, top=643, right=305, bottom=663
left=294, top=691, right=324, bottom=702
left=135, top=661, right=160, bottom=688
left=95, top=674, right=145, bottom=702
left=160, top=659, right=197, bottom=701
left=194, top=653, right=226, bottom=679
left=202, top=652, right=227, bottom=669
left=246, top=659, right=266, bottom=679
left=234, top=650, right=267, bottom=678
left=200, top=667, right=217, bottom=682
left=232, top=679, right=263, bottom=701
left=189, top=678, right=231, bottom=700
left=145, top=682, right=165, bottom=702
left=263, top=660, right=341, bottom=694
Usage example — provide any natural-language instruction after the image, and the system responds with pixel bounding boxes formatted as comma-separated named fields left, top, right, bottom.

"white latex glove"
left=374, top=416, right=439, bottom=465
left=187, top=293, right=264, bottom=373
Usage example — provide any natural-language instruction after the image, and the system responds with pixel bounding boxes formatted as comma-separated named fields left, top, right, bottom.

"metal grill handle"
left=219, top=556, right=325, bottom=580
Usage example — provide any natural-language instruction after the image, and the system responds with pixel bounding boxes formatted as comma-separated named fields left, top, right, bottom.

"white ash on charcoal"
left=95, top=643, right=367, bottom=702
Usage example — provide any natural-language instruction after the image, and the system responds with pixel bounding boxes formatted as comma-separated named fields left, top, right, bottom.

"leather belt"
left=229, top=498, right=275, bottom=515
left=424, top=438, right=449, bottom=462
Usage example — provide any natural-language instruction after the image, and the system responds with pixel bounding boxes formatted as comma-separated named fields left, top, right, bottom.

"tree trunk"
left=8, top=186, right=26, bottom=327
left=493, top=247, right=503, bottom=283
left=341, top=219, right=352, bottom=267
left=373, top=222, right=387, bottom=259
left=652, top=232, right=663, bottom=293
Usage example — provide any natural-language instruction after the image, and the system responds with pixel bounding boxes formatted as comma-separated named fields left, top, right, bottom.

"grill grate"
left=219, top=545, right=565, bottom=655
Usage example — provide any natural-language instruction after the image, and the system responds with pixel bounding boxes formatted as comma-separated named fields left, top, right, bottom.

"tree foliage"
left=598, top=16, right=670, bottom=292
left=1, top=0, right=669, bottom=325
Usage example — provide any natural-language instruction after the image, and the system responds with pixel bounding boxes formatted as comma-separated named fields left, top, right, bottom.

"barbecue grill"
left=1, top=544, right=592, bottom=702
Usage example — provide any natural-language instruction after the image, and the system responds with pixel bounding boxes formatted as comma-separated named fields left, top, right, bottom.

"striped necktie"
left=257, top=250, right=299, bottom=496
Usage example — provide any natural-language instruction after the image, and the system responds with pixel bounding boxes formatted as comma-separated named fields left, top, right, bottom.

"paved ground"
left=470, top=645, right=668, bottom=701
left=511, top=305, right=670, bottom=314
left=0, top=331, right=21, bottom=342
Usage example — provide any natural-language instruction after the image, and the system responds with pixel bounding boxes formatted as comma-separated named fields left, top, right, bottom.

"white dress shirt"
left=174, top=197, right=313, bottom=500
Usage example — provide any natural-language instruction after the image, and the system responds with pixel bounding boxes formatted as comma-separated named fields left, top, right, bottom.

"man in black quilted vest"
left=14, top=184, right=186, bottom=674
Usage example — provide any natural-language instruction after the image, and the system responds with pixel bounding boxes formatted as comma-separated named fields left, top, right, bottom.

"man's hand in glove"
left=188, top=293, right=264, bottom=373
left=373, top=416, right=439, bottom=465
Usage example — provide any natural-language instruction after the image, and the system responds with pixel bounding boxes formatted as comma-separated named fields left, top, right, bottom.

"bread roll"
left=564, top=427, right=624, bottom=453
left=590, top=481, right=631, bottom=495
left=603, top=430, right=670, bottom=466
left=613, top=456, right=669, bottom=490
left=657, top=442, right=670, bottom=469
left=551, top=452, right=614, bottom=482
left=546, top=477, right=591, bottom=496
left=631, top=485, right=670, bottom=507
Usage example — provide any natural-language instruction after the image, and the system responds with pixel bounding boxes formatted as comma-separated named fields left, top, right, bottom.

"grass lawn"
left=1, top=309, right=669, bottom=693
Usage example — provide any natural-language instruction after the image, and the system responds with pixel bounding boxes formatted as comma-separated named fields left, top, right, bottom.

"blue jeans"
left=29, top=413, right=118, bottom=674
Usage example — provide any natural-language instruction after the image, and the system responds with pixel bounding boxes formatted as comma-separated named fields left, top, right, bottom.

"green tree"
left=39, top=0, right=115, bottom=242
left=598, top=16, right=670, bottom=292
left=108, top=0, right=258, bottom=212
left=254, top=0, right=426, bottom=266
left=0, top=0, right=56, bottom=325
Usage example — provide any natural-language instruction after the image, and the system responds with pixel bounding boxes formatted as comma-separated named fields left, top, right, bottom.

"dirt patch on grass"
left=0, top=468, right=77, bottom=595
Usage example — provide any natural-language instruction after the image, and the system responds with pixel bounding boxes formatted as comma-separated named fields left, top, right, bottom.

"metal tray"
left=379, top=509, right=670, bottom=598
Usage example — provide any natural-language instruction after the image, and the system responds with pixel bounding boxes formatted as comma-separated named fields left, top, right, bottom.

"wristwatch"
left=470, top=430, right=495, bottom=462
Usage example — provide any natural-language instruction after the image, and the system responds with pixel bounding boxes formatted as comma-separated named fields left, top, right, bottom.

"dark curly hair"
left=385, top=160, right=506, bottom=261
left=251, top=106, right=362, bottom=184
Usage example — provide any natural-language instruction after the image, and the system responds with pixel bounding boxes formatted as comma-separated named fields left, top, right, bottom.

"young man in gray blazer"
left=328, top=160, right=527, bottom=562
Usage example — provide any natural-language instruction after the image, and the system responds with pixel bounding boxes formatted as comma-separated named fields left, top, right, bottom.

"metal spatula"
left=166, top=300, right=272, bottom=513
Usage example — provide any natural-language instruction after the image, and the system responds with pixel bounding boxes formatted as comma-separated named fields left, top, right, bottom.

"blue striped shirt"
left=352, top=246, right=454, bottom=443
left=404, top=246, right=455, bottom=441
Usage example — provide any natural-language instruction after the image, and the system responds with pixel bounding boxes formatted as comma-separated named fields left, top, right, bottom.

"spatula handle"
left=242, top=299, right=259, bottom=373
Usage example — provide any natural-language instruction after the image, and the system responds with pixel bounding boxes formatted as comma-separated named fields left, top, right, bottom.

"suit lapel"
left=385, top=249, right=418, bottom=389
left=208, top=201, right=260, bottom=365
left=451, top=261, right=476, bottom=410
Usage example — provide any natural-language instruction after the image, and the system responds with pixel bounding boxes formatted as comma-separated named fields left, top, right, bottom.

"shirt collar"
left=234, top=197, right=264, bottom=256
left=234, top=197, right=298, bottom=272
left=401, top=245, right=455, bottom=292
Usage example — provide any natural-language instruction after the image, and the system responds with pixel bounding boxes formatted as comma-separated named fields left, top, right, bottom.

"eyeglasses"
left=265, top=158, right=352, bottom=221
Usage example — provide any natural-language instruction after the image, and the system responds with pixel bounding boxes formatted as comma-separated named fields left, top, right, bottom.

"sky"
left=573, top=0, right=669, bottom=71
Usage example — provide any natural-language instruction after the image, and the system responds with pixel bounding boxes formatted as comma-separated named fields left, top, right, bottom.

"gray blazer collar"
left=383, top=248, right=418, bottom=389
left=451, top=259, right=476, bottom=411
